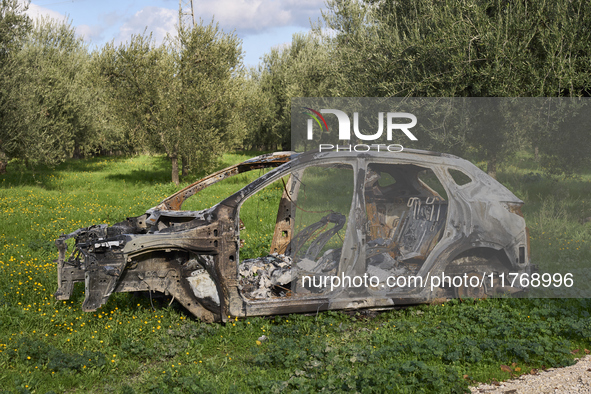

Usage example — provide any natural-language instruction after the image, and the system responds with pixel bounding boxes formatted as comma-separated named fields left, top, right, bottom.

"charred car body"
left=55, top=150, right=532, bottom=322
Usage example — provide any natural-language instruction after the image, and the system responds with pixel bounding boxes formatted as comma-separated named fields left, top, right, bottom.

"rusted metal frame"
left=168, top=161, right=300, bottom=321
left=156, top=152, right=292, bottom=211
left=244, top=297, right=331, bottom=316
left=270, top=175, right=297, bottom=255
left=123, top=222, right=227, bottom=321
left=113, top=252, right=220, bottom=322
left=214, top=211, right=241, bottom=322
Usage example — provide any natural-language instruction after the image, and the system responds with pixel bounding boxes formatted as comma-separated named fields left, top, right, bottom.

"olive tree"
left=0, top=0, right=31, bottom=172
left=95, top=19, right=244, bottom=184
left=1, top=15, right=95, bottom=170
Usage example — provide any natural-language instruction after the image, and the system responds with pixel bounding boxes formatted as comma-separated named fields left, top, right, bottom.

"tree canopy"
left=0, top=0, right=590, bottom=179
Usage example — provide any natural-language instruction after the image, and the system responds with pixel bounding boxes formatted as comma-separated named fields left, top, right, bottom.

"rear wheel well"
left=444, top=247, right=513, bottom=298
left=448, top=247, right=512, bottom=272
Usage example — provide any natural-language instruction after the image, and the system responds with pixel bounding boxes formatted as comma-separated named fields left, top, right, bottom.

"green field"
left=1, top=152, right=590, bottom=393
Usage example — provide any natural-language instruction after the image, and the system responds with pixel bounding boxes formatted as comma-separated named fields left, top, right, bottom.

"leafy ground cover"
left=0, top=152, right=590, bottom=393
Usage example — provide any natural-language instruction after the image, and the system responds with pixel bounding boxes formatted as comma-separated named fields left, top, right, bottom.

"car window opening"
left=238, top=163, right=354, bottom=300
left=364, top=164, right=448, bottom=288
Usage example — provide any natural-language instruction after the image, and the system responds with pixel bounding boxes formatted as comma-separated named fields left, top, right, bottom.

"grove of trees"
left=1, top=0, right=590, bottom=182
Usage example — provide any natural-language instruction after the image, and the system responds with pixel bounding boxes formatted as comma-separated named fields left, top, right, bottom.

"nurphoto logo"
left=303, top=108, right=417, bottom=152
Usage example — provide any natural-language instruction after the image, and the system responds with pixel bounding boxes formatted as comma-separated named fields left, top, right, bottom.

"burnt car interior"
left=363, top=164, right=448, bottom=289
left=238, top=163, right=354, bottom=299
left=237, top=161, right=449, bottom=299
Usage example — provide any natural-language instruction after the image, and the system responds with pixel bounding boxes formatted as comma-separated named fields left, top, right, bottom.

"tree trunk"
left=487, top=154, right=497, bottom=179
left=73, top=142, right=84, bottom=159
left=171, top=155, right=179, bottom=185
left=534, top=146, right=539, bottom=161
left=0, top=149, right=7, bottom=174
left=182, top=156, right=188, bottom=176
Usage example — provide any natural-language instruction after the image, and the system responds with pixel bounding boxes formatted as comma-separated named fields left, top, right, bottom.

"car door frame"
left=216, top=155, right=362, bottom=317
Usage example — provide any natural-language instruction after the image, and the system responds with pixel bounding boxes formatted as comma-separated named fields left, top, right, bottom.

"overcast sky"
left=20, top=0, right=327, bottom=67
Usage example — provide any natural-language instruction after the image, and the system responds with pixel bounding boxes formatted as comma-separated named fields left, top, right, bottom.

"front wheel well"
left=119, top=251, right=220, bottom=322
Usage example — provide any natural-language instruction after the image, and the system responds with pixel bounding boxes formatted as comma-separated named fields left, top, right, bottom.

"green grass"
left=0, top=152, right=590, bottom=393
left=494, top=152, right=591, bottom=297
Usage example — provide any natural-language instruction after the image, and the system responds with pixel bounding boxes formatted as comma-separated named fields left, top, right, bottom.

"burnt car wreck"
left=55, top=150, right=533, bottom=322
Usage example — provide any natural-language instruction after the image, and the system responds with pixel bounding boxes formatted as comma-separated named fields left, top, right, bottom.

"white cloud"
left=115, top=6, right=177, bottom=46
left=77, top=11, right=125, bottom=43
left=20, top=1, right=106, bottom=43
left=17, top=1, right=327, bottom=50
left=76, top=24, right=105, bottom=42
left=193, top=0, right=325, bottom=35
left=21, top=1, right=67, bottom=23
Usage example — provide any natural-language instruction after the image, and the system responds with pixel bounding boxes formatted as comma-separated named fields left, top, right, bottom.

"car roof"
left=291, top=148, right=471, bottom=170
left=154, top=148, right=520, bottom=211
